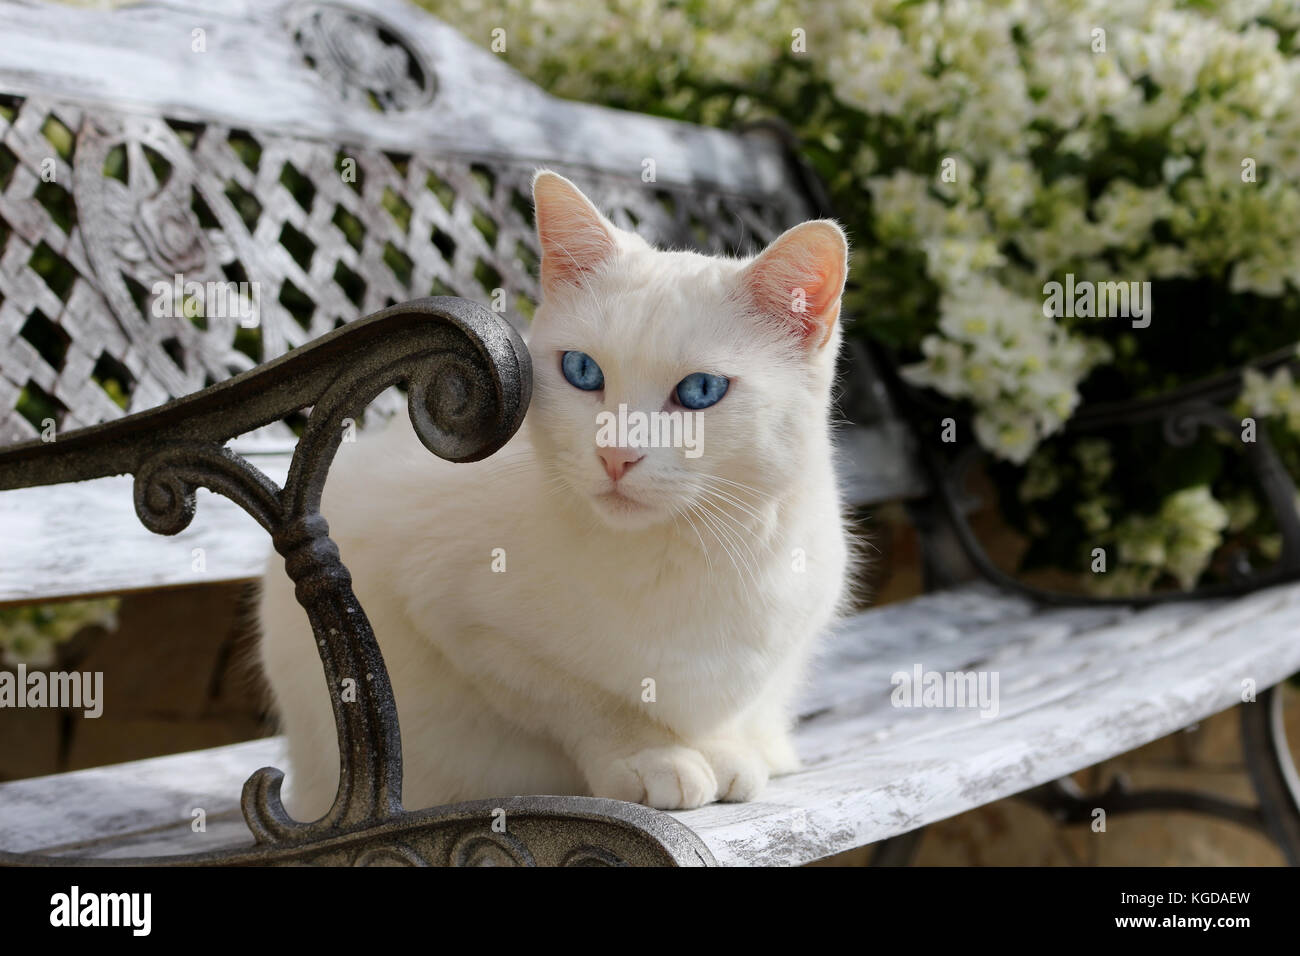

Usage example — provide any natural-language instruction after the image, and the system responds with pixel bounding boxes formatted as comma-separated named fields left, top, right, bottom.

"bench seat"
left=0, top=445, right=291, bottom=605
left=5, top=580, right=1297, bottom=865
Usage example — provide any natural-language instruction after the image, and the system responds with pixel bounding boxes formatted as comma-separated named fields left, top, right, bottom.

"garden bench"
left=1, top=0, right=1298, bottom=866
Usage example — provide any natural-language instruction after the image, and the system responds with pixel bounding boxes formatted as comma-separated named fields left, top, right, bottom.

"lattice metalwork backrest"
left=0, top=0, right=809, bottom=447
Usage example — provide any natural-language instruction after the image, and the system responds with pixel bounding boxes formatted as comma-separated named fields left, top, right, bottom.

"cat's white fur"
left=257, top=171, right=852, bottom=817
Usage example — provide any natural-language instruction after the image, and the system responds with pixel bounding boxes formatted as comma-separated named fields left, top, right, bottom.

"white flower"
left=1240, top=366, right=1300, bottom=432
left=1162, top=486, right=1230, bottom=589
left=974, top=402, right=1038, bottom=464
left=900, top=335, right=967, bottom=397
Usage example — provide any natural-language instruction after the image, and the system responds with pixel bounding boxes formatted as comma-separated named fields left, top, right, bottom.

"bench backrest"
left=0, top=0, right=928, bottom=603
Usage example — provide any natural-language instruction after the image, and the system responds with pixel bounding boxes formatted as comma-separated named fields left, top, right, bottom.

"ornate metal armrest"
left=0, top=296, right=713, bottom=866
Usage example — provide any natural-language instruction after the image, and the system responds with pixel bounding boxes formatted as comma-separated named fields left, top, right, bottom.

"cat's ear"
left=533, top=171, right=619, bottom=296
left=739, top=220, right=848, bottom=349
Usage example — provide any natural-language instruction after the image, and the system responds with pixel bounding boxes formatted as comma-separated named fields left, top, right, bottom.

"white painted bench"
left=5, top=582, right=1300, bottom=864
left=1, top=0, right=1298, bottom=866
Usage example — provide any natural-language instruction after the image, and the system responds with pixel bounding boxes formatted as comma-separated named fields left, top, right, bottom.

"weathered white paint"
left=4, top=581, right=1297, bottom=864
left=0, top=0, right=795, bottom=200
left=0, top=450, right=288, bottom=604
left=0, top=738, right=282, bottom=856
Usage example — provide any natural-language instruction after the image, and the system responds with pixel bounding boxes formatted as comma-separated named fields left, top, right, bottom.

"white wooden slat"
left=4, top=581, right=1297, bottom=864
left=676, top=581, right=1300, bottom=865
left=0, top=737, right=279, bottom=856
left=0, top=442, right=898, bottom=603
left=0, top=450, right=288, bottom=604
left=0, top=0, right=794, bottom=200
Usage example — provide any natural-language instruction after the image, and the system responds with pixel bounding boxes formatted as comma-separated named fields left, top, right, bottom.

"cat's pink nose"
left=597, top=447, right=644, bottom=482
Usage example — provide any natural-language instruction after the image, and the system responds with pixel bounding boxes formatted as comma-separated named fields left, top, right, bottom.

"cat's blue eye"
left=675, top=372, right=729, bottom=410
left=561, top=350, right=604, bottom=391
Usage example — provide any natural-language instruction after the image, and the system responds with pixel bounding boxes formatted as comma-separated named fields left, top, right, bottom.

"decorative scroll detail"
left=266, top=797, right=711, bottom=866
left=244, top=507, right=402, bottom=842
left=561, top=845, right=628, bottom=867
left=289, top=2, right=435, bottom=112
left=450, top=831, right=536, bottom=867
left=74, top=116, right=249, bottom=395
left=1161, top=400, right=1230, bottom=448
left=1, top=795, right=715, bottom=866
left=405, top=352, right=504, bottom=462
left=234, top=796, right=712, bottom=866
left=133, top=442, right=283, bottom=535
left=236, top=299, right=529, bottom=843
left=0, top=298, right=571, bottom=865
left=353, top=843, right=427, bottom=867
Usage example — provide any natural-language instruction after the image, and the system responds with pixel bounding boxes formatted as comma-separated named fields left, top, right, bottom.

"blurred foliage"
left=0, top=600, right=118, bottom=668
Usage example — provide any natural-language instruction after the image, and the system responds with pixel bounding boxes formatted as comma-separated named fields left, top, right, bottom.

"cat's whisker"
left=691, top=484, right=766, bottom=542
left=690, top=480, right=778, bottom=558
left=690, top=499, right=759, bottom=601
left=694, top=495, right=766, bottom=594
left=675, top=504, right=716, bottom=577
left=688, top=502, right=747, bottom=600
left=697, top=492, right=776, bottom=563
left=695, top=474, right=766, bottom=502
left=693, top=479, right=768, bottom=526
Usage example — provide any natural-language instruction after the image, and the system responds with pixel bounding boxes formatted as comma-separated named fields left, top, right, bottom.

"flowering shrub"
left=419, top=0, right=1300, bottom=593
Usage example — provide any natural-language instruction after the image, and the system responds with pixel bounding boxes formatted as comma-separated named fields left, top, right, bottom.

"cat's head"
left=526, top=171, right=847, bottom=532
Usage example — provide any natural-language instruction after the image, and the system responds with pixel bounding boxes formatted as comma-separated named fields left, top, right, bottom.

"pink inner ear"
left=534, top=176, right=618, bottom=293
left=538, top=217, right=616, bottom=290
left=744, top=225, right=847, bottom=348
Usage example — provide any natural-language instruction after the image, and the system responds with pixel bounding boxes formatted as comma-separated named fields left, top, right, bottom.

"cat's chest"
left=498, top=517, right=839, bottom=677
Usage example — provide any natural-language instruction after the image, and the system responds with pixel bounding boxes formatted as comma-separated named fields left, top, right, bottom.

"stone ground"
left=1, top=507, right=1295, bottom=865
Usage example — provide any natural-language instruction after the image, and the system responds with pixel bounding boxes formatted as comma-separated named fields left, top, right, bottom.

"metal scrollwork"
left=450, top=831, right=536, bottom=867
left=243, top=299, right=530, bottom=843
left=289, top=2, right=435, bottom=112
left=133, top=441, right=283, bottom=535
left=1161, top=400, right=1224, bottom=447
left=352, top=844, right=428, bottom=867
left=74, top=116, right=249, bottom=399
left=562, top=846, right=628, bottom=867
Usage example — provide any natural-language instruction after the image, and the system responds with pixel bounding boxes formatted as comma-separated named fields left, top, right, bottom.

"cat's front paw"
left=699, top=740, right=770, bottom=802
left=587, top=746, right=718, bottom=810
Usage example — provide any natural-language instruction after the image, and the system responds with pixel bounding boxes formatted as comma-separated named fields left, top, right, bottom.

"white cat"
left=257, top=171, right=852, bottom=818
